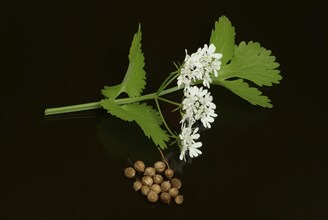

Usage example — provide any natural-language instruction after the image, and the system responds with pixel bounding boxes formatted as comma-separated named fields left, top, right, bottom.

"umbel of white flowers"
left=177, top=44, right=222, bottom=161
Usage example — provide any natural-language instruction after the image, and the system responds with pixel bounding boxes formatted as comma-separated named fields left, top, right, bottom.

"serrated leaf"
left=214, top=79, right=273, bottom=108
left=100, top=99, right=170, bottom=149
left=209, top=16, right=235, bottom=65
left=217, top=41, right=282, bottom=86
left=102, top=25, right=146, bottom=99
left=101, top=85, right=122, bottom=99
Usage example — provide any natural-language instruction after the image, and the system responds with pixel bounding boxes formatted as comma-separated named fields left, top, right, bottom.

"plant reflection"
left=96, top=115, right=190, bottom=174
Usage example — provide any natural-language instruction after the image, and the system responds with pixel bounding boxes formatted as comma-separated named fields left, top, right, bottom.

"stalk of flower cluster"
left=177, top=44, right=222, bottom=161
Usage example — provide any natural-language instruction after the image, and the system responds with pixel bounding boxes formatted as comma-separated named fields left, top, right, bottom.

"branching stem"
left=44, top=86, right=182, bottom=116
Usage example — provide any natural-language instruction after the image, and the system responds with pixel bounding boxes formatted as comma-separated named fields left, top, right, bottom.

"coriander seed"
left=153, top=174, right=163, bottom=184
left=154, top=161, right=166, bottom=173
left=164, top=168, right=174, bottom=179
left=144, top=167, right=156, bottom=177
left=150, top=184, right=161, bottom=194
left=168, top=187, right=179, bottom=198
left=147, top=190, right=159, bottom=203
left=160, top=192, right=171, bottom=204
left=175, top=195, right=184, bottom=204
left=161, top=181, right=171, bottom=192
left=170, top=178, right=182, bottom=189
left=141, top=175, right=153, bottom=187
left=124, top=167, right=136, bottom=178
left=133, top=180, right=142, bottom=191
left=134, top=160, right=145, bottom=172
left=141, top=185, right=150, bottom=196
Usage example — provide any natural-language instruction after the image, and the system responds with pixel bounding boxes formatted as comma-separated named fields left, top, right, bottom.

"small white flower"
left=179, top=125, right=203, bottom=161
left=177, top=44, right=222, bottom=89
left=177, top=44, right=221, bottom=160
left=200, top=107, right=217, bottom=128
left=177, top=67, right=196, bottom=89
left=202, top=71, right=212, bottom=88
left=207, top=44, right=223, bottom=60
left=180, top=86, right=217, bottom=128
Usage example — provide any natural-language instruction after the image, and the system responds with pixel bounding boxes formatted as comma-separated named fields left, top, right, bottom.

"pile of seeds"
left=124, top=160, right=183, bottom=205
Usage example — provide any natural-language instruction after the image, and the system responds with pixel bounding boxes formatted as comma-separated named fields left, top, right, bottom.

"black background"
left=1, top=0, right=327, bottom=219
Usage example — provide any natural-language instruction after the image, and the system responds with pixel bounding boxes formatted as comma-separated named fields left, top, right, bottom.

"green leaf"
left=101, top=84, right=122, bottom=99
left=100, top=99, right=170, bottom=149
left=217, top=41, right=282, bottom=86
left=214, top=79, right=273, bottom=108
left=102, top=25, right=146, bottom=99
left=213, top=41, right=282, bottom=108
left=209, top=16, right=235, bottom=65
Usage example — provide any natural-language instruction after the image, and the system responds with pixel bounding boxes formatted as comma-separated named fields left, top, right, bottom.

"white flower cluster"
left=177, top=44, right=222, bottom=89
left=178, top=44, right=222, bottom=161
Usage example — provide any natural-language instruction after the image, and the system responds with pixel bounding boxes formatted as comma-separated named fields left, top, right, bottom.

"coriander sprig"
left=45, top=15, right=282, bottom=159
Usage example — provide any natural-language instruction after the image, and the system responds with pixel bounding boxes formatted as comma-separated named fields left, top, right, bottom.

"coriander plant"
left=45, top=16, right=282, bottom=161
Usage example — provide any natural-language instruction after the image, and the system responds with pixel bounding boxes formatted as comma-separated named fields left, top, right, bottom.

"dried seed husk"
left=153, top=174, right=163, bottom=184
left=147, top=190, right=159, bottom=203
left=168, top=187, right=179, bottom=198
left=141, top=175, right=153, bottom=187
left=160, top=192, right=171, bottom=204
left=124, top=167, right=136, bottom=178
left=175, top=195, right=184, bottom=204
left=150, top=184, right=161, bottom=194
left=161, top=181, right=171, bottom=192
left=164, top=168, right=174, bottom=179
left=170, top=178, right=182, bottom=189
left=134, top=160, right=145, bottom=172
left=144, top=167, right=156, bottom=176
left=133, top=180, right=142, bottom=191
left=141, top=185, right=150, bottom=196
left=154, top=161, right=166, bottom=173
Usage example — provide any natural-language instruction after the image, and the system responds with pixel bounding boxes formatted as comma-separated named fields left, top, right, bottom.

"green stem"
left=157, top=97, right=181, bottom=107
left=160, top=73, right=179, bottom=92
left=44, top=86, right=182, bottom=116
left=154, top=97, right=176, bottom=138
left=158, top=86, right=180, bottom=96
left=44, top=101, right=102, bottom=116
left=157, top=70, right=179, bottom=94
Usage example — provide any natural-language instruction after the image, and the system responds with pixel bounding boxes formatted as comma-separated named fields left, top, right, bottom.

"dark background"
left=1, top=0, right=327, bottom=219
